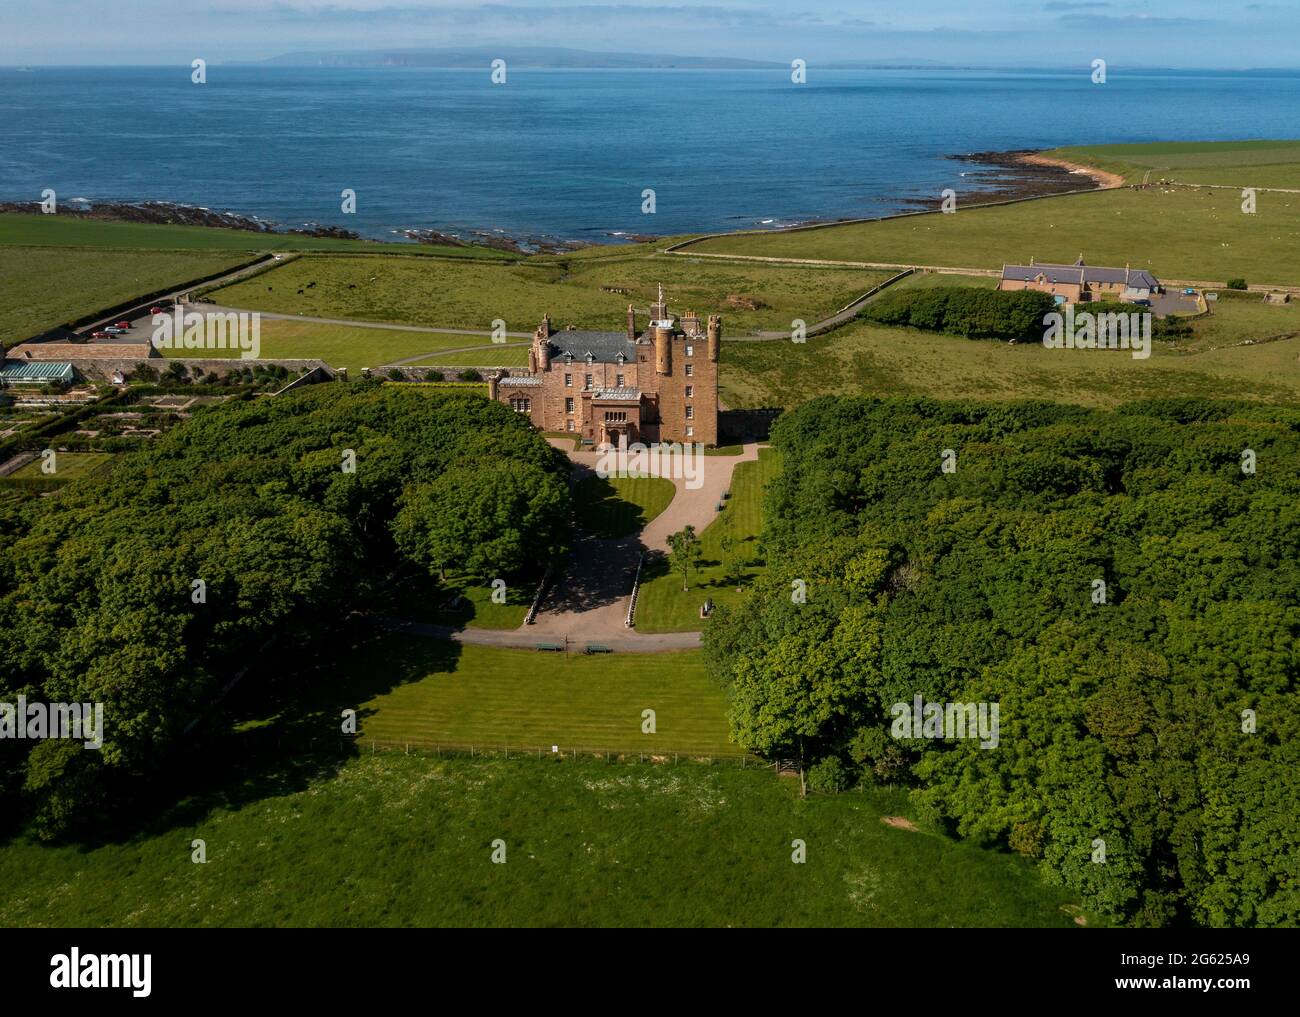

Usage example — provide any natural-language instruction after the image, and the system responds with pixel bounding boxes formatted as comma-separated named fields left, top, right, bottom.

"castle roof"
left=498, top=376, right=543, bottom=387
left=546, top=331, right=636, bottom=365
left=593, top=388, right=641, bottom=402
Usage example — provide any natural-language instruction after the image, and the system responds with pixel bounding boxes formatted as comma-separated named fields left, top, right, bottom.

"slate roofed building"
left=488, top=286, right=720, bottom=446
left=998, top=256, right=1161, bottom=304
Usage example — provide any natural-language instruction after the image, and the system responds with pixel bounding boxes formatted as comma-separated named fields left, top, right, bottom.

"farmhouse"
left=488, top=287, right=719, bottom=446
left=999, top=256, right=1161, bottom=304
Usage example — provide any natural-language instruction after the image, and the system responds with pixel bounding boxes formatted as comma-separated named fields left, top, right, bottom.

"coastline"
left=0, top=148, right=1119, bottom=252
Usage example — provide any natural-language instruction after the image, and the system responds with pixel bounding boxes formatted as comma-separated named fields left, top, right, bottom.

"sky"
left=0, top=0, right=1296, bottom=68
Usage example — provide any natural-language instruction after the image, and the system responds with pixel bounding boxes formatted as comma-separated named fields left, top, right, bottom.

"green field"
left=1051, top=140, right=1300, bottom=189
left=0, top=212, right=507, bottom=258
left=721, top=300, right=1300, bottom=410
left=0, top=751, right=1092, bottom=927
left=574, top=474, right=676, bottom=539
left=683, top=185, right=1300, bottom=287
left=636, top=450, right=779, bottom=632
left=205, top=253, right=894, bottom=334
left=157, top=317, right=519, bottom=371
left=408, top=345, right=531, bottom=368
left=343, top=637, right=732, bottom=754
left=0, top=245, right=253, bottom=340
left=7, top=450, right=115, bottom=479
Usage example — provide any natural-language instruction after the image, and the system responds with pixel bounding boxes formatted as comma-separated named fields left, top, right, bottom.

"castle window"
left=565, top=397, right=574, bottom=414
left=685, top=385, right=693, bottom=398
left=616, top=374, right=624, bottom=388
left=685, top=364, right=693, bottom=377
left=685, top=405, right=693, bottom=419
left=566, top=419, right=575, bottom=432
left=564, top=374, right=572, bottom=387
left=584, top=374, right=593, bottom=389
left=685, top=344, right=694, bottom=357
left=686, top=426, right=694, bottom=438
left=510, top=398, right=531, bottom=413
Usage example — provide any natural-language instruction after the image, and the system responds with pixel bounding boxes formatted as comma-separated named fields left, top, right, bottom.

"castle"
left=489, top=286, right=719, bottom=446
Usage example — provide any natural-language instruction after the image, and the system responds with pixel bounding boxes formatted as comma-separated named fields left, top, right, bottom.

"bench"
left=536, top=642, right=565, bottom=652
left=585, top=644, right=613, bottom=654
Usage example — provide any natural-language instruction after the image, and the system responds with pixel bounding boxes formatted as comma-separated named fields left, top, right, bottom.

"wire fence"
left=354, top=737, right=766, bottom=768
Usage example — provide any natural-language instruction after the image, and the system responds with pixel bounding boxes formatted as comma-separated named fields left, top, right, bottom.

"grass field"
left=408, top=345, right=531, bottom=368
left=0, top=245, right=253, bottom=340
left=574, top=474, right=676, bottom=539
left=372, top=569, right=534, bottom=630
left=339, top=637, right=733, bottom=754
left=157, top=318, right=518, bottom=371
left=0, top=751, right=1093, bottom=927
left=721, top=300, right=1300, bottom=410
left=684, top=185, right=1300, bottom=287
left=7, top=451, right=115, bottom=479
left=636, top=450, right=779, bottom=632
left=1051, top=140, right=1300, bottom=190
left=0, top=213, right=507, bottom=258
left=205, top=253, right=895, bottom=334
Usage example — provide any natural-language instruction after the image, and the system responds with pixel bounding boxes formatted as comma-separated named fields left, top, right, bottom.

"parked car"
left=114, top=321, right=132, bottom=329
left=1183, top=288, right=1196, bottom=296
left=150, top=306, right=164, bottom=314
left=1133, top=299, right=1152, bottom=308
left=103, top=326, right=127, bottom=334
left=91, top=331, right=112, bottom=339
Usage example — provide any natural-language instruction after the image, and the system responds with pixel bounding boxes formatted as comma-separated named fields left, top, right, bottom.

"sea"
left=2, top=66, right=1300, bottom=244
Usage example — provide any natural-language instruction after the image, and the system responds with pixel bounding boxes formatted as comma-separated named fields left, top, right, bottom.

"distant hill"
left=243, top=46, right=785, bottom=70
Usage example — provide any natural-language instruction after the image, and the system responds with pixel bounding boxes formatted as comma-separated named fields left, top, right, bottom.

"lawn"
left=373, top=570, right=533, bottom=630
left=340, top=636, right=733, bottom=755
left=635, top=449, right=780, bottom=633
left=574, top=474, right=676, bottom=538
left=157, top=318, right=518, bottom=371
left=0, top=752, right=1093, bottom=927
left=683, top=185, right=1300, bottom=288
left=1050, top=140, right=1300, bottom=190
left=720, top=308, right=1300, bottom=411
left=0, top=245, right=253, bottom=340
left=204, top=253, right=895, bottom=335
left=0, top=212, right=507, bottom=258
left=6, top=450, right=115, bottom=480
left=407, top=345, right=531, bottom=368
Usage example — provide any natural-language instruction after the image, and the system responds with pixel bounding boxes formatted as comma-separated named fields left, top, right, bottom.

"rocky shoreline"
left=893, top=149, right=1122, bottom=211
left=0, top=151, right=1114, bottom=251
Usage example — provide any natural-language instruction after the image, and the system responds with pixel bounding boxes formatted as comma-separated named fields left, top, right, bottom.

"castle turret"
left=707, top=314, right=721, bottom=363
left=654, top=324, right=672, bottom=375
left=681, top=309, right=701, bottom=336
left=488, top=371, right=501, bottom=401
left=626, top=304, right=637, bottom=341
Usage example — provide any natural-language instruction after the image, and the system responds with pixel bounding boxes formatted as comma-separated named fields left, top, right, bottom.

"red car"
left=150, top=306, right=164, bottom=314
left=114, top=321, right=132, bottom=329
left=91, top=331, right=111, bottom=339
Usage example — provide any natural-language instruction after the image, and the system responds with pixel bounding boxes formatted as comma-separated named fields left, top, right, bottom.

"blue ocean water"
left=2, top=66, right=1299, bottom=242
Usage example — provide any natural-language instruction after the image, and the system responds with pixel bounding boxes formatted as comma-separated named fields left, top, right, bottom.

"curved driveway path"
left=393, top=441, right=760, bottom=653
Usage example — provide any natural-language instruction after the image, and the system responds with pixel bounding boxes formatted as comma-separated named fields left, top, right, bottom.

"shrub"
left=1226, top=277, right=1248, bottom=290
left=859, top=286, right=1055, bottom=343
left=807, top=756, right=851, bottom=794
left=458, top=369, right=483, bottom=382
left=387, top=368, right=405, bottom=382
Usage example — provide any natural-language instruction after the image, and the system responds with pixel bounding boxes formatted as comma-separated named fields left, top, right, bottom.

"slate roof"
left=1002, top=263, right=1160, bottom=290
left=546, top=331, right=637, bottom=364
left=498, top=376, right=543, bottom=387
left=593, top=388, right=642, bottom=402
